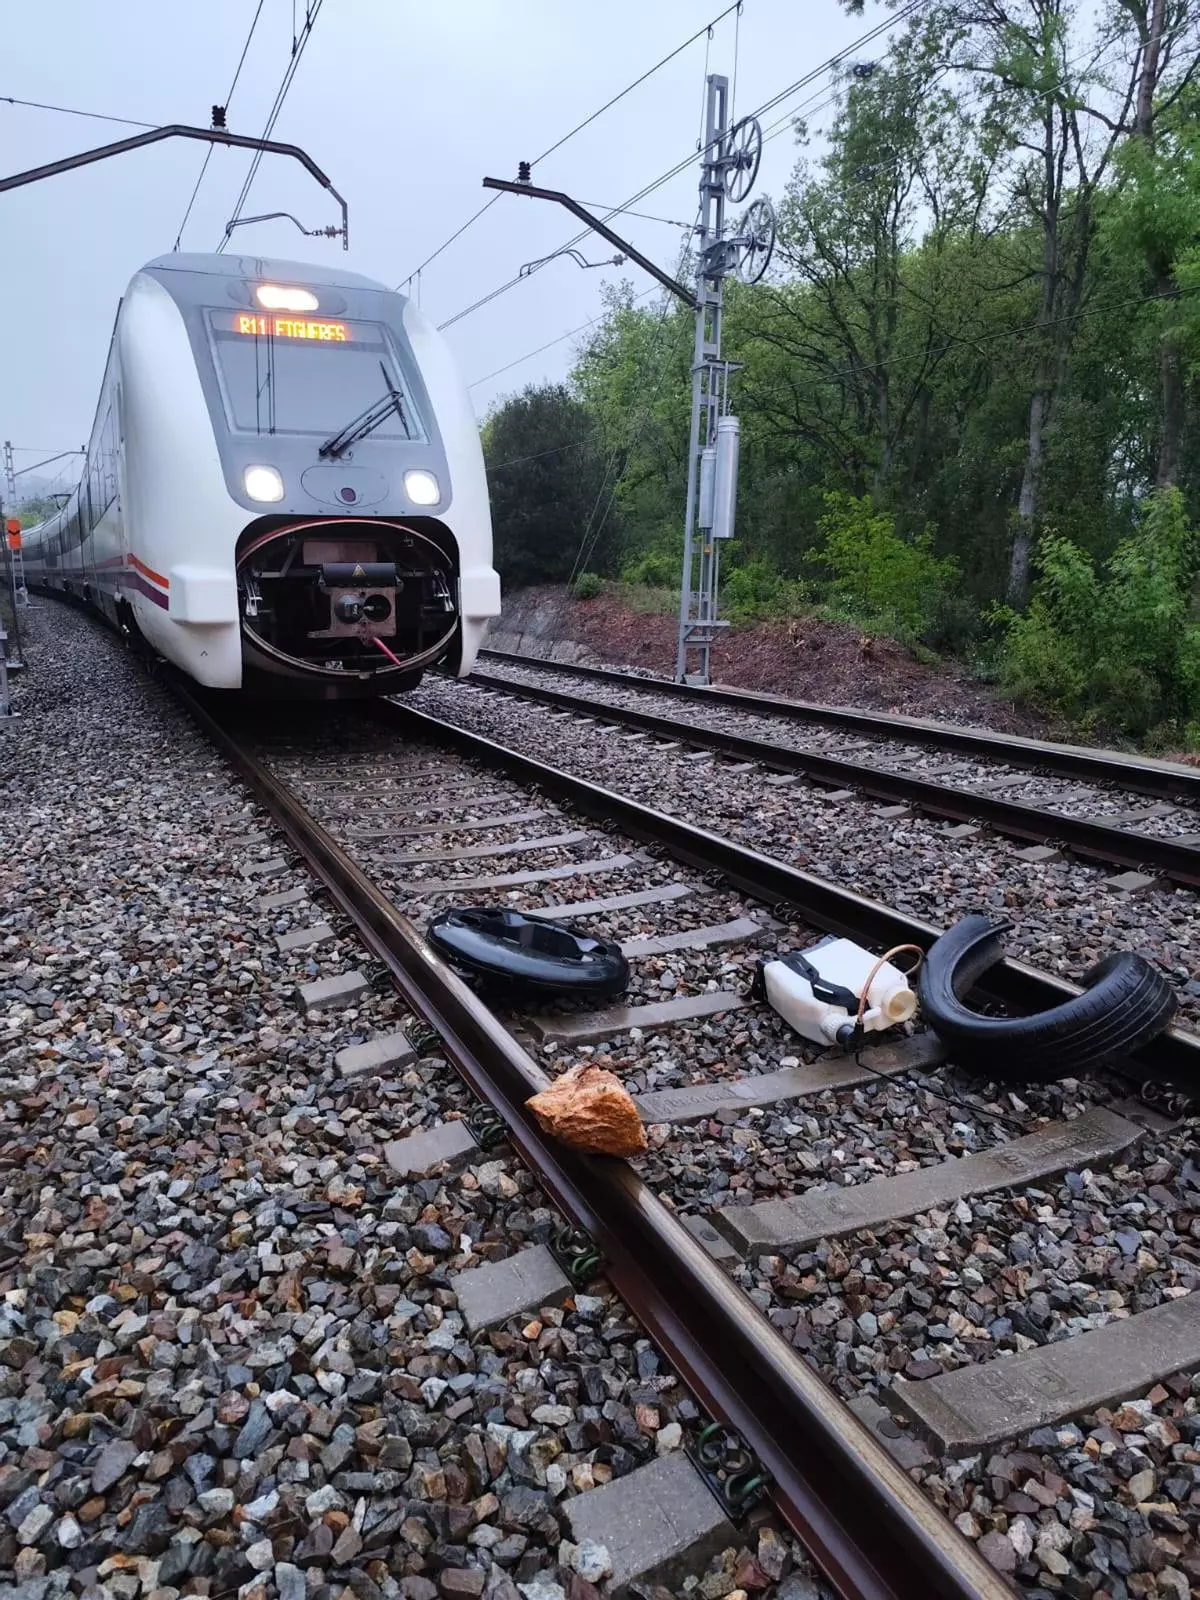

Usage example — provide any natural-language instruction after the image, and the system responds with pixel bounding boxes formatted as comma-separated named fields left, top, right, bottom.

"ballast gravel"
left=477, top=658, right=1200, bottom=838
left=407, top=677, right=1200, bottom=1030
left=381, top=681, right=1200, bottom=1597
left=0, top=607, right=832, bottom=1600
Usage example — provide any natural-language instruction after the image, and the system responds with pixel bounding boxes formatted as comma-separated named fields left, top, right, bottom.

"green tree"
left=760, top=18, right=991, bottom=501
left=1106, top=77, right=1200, bottom=490
left=481, top=384, right=617, bottom=589
left=479, top=0, right=1200, bottom=711
left=816, top=491, right=960, bottom=638
left=16, top=496, right=60, bottom=527
left=995, top=487, right=1200, bottom=736
left=949, top=0, right=1200, bottom=598
left=1123, top=0, right=1200, bottom=487
left=572, top=282, right=693, bottom=574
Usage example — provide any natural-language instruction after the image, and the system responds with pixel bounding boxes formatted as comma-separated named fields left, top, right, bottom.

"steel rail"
left=172, top=682, right=1008, bottom=1600
left=380, top=699, right=1200, bottom=1089
left=479, top=649, right=1200, bottom=804
left=468, top=668, right=1200, bottom=887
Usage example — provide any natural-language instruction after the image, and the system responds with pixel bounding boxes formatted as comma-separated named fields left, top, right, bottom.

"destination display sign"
left=230, top=313, right=350, bottom=341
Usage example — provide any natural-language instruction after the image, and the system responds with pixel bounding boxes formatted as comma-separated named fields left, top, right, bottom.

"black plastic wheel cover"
left=918, top=912, right=1178, bottom=1082
left=427, top=907, right=630, bottom=998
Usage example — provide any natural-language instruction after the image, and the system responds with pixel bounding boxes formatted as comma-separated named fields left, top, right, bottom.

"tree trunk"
left=1009, top=376, right=1049, bottom=605
left=1007, top=81, right=1065, bottom=610
left=870, top=368, right=893, bottom=497
left=1134, top=0, right=1165, bottom=138
left=1133, top=0, right=1182, bottom=487
left=873, top=421, right=894, bottom=497
left=1157, top=308, right=1185, bottom=488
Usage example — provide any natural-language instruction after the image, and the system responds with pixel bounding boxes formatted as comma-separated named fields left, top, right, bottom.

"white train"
left=21, top=252, right=501, bottom=696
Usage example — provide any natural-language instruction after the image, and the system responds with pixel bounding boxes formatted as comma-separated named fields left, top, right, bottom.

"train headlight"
left=404, top=469, right=440, bottom=506
left=244, top=465, right=285, bottom=502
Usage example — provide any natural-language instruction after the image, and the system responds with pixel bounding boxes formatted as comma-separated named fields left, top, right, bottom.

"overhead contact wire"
left=218, top=0, right=325, bottom=250
left=436, top=0, right=928, bottom=333
left=174, top=0, right=268, bottom=250
left=469, top=285, right=660, bottom=390
left=0, top=94, right=159, bottom=129
left=396, top=0, right=743, bottom=291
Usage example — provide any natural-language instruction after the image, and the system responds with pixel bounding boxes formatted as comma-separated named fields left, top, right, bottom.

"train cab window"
left=206, top=312, right=424, bottom=440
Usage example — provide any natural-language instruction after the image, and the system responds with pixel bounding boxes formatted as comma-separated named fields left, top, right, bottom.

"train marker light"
left=255, top=284, right=320, bottom=312
left=244, top=466, right=285, bottom=503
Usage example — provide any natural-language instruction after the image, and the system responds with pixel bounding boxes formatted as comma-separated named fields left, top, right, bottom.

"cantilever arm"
left=224, top=211, right=344, bottom=244
left=483, top=176, right=695, bottom=308
left=0, top=125, right=349, bottom=248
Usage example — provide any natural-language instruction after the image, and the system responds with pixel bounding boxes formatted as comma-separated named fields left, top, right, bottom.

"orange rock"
left=526, top=1065, right=647, bottom=1157
left=634, top=1404, right=660, bottom=1433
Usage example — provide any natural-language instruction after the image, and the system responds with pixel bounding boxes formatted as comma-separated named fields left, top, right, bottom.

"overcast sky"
left=2, top=0, right=877, bottom=497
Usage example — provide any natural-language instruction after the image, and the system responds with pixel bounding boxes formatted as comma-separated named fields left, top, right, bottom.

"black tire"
left=918, top=912, right=1177, bottom=1081
left=427, top=907, right=630, bottom=998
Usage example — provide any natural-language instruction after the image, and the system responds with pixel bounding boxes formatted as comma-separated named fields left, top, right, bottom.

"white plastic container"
left=756, top=937, right=917, bottom=1048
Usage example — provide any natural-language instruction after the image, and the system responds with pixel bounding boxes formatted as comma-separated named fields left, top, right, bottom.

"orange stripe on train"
left=129, top=553, right=169, bottom=589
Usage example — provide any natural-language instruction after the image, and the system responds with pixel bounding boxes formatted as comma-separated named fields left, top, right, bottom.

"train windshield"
left=206, top=311, right=423, bottom=440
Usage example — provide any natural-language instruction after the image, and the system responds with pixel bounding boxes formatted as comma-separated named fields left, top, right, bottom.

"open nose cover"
left=427, top=907, right=630, bottom=997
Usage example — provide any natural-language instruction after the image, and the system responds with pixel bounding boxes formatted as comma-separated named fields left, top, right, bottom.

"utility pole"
left=675, top=76, right=775, bottom=684
left=482, top=89, right=775, bottom=686
left=1, top=517, right=23, bottom=682
left=0, top=444, right=22, bottom=678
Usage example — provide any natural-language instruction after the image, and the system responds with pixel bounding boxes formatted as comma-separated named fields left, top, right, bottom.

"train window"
left=87, top=405, right=118, bottom=520
left=206, top=313, right=424, bottom=440
left=104, top=408, right=118, bottom=507
left=88, top=455, right=102, bottom=522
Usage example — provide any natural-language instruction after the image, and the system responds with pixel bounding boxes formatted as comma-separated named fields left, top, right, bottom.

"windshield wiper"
left=319, top=361, right=412, bottom=459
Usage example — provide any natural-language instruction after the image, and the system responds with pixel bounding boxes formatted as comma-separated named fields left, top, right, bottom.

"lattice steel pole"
left=675, top=76, right=732, bottom=686
left=672, top=81, right=774, bottom=684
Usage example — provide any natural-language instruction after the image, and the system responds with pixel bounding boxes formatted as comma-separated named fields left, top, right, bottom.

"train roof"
left=143, top=253, right=395, bottom=296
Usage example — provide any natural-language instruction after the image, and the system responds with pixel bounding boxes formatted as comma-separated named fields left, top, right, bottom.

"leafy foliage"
left=572, top=572, right=604, bottom=599
left=482, top=385, right=616, bottom=590
left=478, top=1, right=1200, bottom=744
left=814, top=493, right=959, bottom=640
left=621, top=549, right=678, bottom=587
left=16, top=497, right=59, bottom=528
left=721, top=559, right=809, bottom=623
left=995, top=490, right=1200, bottom=740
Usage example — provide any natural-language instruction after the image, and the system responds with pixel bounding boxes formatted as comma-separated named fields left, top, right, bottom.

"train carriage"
left=21, top=252, right=501, bottom=696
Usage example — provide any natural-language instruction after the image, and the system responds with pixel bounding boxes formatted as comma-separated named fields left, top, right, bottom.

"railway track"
left=412, top=667, right=1200, bottom=1045
left=473, top=653, right=1200, bottom=890
left=479, top=649, right=1200, bottom=803
left=175, top=680, right=1200, bottom=1600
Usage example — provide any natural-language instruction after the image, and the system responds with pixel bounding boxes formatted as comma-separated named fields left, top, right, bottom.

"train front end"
left=132, top=253, right=500, bottom=696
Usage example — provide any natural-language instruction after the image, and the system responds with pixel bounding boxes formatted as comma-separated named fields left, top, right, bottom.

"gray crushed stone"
left=0, top=605, right=832, bottom=1600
